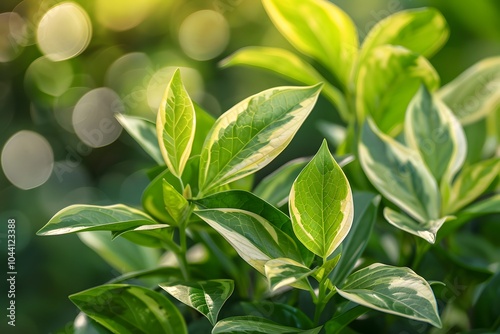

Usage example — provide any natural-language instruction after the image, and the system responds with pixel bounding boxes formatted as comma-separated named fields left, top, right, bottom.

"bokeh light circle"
left=36, top=2, right=92, bottom=61
left=72, top=88, right=124, bottom=148
left=0, top=12, right=25, bottom=62
left=179, top=10, right=230, bottom=61
left=95, top=0, right=156, bottom=31
left=1, top=130, right=54, bottom=190
left=25, top=57, right=73, bottom=96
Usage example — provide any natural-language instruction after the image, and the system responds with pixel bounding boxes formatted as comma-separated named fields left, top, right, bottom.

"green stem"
left=412, top=237, right=431, bottom=270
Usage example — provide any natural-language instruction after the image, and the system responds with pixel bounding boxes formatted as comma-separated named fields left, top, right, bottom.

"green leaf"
left=160, top=279, right=234, bottom=326
left=195, top=190, right=314, bottom=265
left=194, top=208, right=303, bottom=274
left=255, top=156, right=354, bottom=209
left=473, top=270, right=500, bottom=328
left=359, top=119, right=440, bottom=223
left=314, top=253, right=341, bottom=283
left=264, top=258, right=314, bottom=292
left=254, top=158, right=309, bottom=207
left=240, top=302, right=314, bottom=330
left=461, top=194, right=500, bottom=215
left=198, top=84, right=322, bottom=195
left=192, top=103, right=215, bottom=156
left=212, top=316, right=322, bottom=334
left=336, top=263, right=442, bottom=328
left=74, top=312, right=111, bottom=334
left=142, top=156, right=199, bottom=224
left=444, top=158, right=500, bottom=214
left=330, top=193, right=380, bottom=285
left=70, top=284, right=187, bottom=334
left=405, top=85, right=466, bottom=186
left=383, top=207, right=451, bottom=244
left=115, top=114, right=164, bottom=165
left=156, top=68, right=195, bottom=177
left=262, top=0, right=357, bottom=87
left=163, top=179, right=189, bottom=224
left=356, top=45, right=439, bottom=136
left=220, top=47, right=349, bottom=120
left=111, top=224, right=173, bottom=248
left=438, top=57, right=500, bottom=125
left=360, top=8, right=448, bottom=61
left=324, top=303, right=369, bottom=334
left=37, top=204, right=161, bottom=236
left=463, top=120, right=487, bottom=165
left=78, top=231, right=161, bottom=273
left=290, top=140, right=354, bottom=259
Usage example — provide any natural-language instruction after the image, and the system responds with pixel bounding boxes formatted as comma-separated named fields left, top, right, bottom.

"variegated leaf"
left=156, top=68, right=196, bottom=177
left=262, top=0, right=357, bottom=87
left=438, top=57, right=500, bottom=125
left=115, top=114, right=164, bottom=165
left=198, top=84, right=321, bottom=195
left=194, top=209, right=303, bottom=274
left=405, top=85, right=466, bottom=185
left=336, top=263, right=442, bottom=328
left=212, top=316, right=322, bottom=334
left=383, top=207, right=452, bottom=244
left=360, top=8, right=448, bottom=61
left=160, top=280, right=234, bottom=326
left=289, top=140, right=354, bottom=260
left=356, top=45, right=439, bottom=136
left=37, top=204, right=161, bottom=236
left=264, top=258, right=314, bottom=292
left=220, top=46, right=349, bottom=120
left=444, top=158, right=500, bottom=214
left=359, top=119, right=440, bottom=223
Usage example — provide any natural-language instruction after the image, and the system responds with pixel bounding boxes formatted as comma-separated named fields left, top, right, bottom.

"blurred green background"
left=0, top=0, right=499, bottom=333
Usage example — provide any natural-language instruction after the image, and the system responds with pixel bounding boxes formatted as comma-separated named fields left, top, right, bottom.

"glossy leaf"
left=461, top=194, right=500, bottom=215
left=360, top=8, right=448, bottom=61
left=115, top=114, right=163, bottom=165
left=142, top=156, right=199, bottom=224
left=254, top=156, right=353, bottom=208
left=336, top=263, right=442, bottom=328
left=330, top=192, right=380, bottom=285
left=195, top=190, right=314, bottom=265
left=438, top=57, right=500, bottom=125
left=160, top=279, right=234, bottom=326
left=78, top=231, right=161, bottom=273
left=405, top=85, right=466, bottom=184
left=359, top=119, right=440, bottom=223
left=163, top=179, right=189, bottom=224
left=195, top=209, right=303, bottom=274
left=290, top=140, right=353, bottom=259
left=212, top=316, right=321, bottom=334
left=37, top=204, right=161, bottom=236
left=220, top=46, right=349, bottom=120
left=444, top=158, right=500, bottom=214
left=156, top=68, right=195, bottom=177
left=264, top=258, right=314, bottom=292
left=70, top=284, right=187, bottom=334
left=112, top=224, right=172, bottom=248
left=262, top=0, right=357, bottom=86
left=356, top=45, right=439, bottom=136
left=198, top=84, right=321, bottom=195
left=383, top=207, right=451, bottom=244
